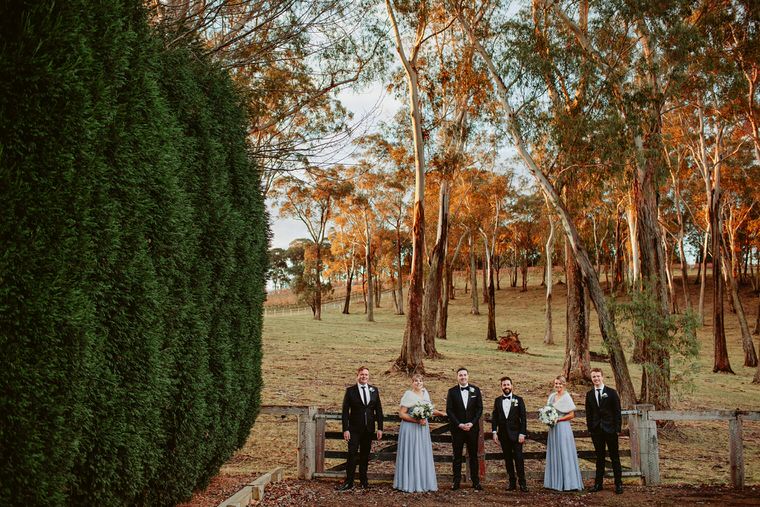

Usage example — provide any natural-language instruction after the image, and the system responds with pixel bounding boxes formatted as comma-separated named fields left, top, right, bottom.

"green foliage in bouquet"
left=0, top=1, right=269, bottom=504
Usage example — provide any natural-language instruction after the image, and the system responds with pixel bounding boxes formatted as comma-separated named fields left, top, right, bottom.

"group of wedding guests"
left=337, top=366, right=623, bottom=495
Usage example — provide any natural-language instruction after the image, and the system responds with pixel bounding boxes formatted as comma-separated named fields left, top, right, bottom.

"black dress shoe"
left=359, top=482, right=370, bottom=490
left=473, top=483, right=483, bottom=491
left=336, top=482, right=354, bottom=491
left=615, top=485, right=623, bottom=494
left=591, top=484, right=603, bottom=492
left=519, top=485, right=529, bottom=492
left=451, top=483, right=460, bottom=490
left=506, top=484, right=517, bottom=491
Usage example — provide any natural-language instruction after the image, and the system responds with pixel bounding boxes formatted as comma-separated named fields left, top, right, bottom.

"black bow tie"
left=504, top=395, right=512, bottom=399
left=460, top=386, right=469, bottom=391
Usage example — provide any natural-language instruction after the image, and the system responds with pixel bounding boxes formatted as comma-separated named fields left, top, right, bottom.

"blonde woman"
left=392, top=374, right=444, bottom=492
left=543, top=376, right=584, bottom=491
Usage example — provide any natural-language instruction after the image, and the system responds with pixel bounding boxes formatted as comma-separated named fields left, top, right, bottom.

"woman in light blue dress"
left=393, top=374, right=444, bottom=492
left=544, top=375, right=584, bottom=491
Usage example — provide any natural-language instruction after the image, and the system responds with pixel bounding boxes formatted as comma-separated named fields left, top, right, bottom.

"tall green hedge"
left=0, top=1, right=268, bottom=505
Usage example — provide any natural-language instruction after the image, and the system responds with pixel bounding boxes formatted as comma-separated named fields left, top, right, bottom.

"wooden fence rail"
left=645, top=407, right=760, bottom=489
left=260, top=404, right=759, bottom=489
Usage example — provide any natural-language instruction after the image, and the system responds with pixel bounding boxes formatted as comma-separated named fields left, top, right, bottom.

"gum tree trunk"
left=544, top=210, right=556, bottom=345
left=388, top=0, right=426, bottom=373
left=461, top=13, right=635, bottom=406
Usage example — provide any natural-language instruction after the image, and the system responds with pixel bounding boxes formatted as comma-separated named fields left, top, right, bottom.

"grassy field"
left=183, top=273, right=760, bottom=505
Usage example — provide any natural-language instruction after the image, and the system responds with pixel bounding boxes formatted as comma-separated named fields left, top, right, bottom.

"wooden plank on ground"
left=217, top=486, right=252, bottom=507
left=216, top=467, right=285, bottom=506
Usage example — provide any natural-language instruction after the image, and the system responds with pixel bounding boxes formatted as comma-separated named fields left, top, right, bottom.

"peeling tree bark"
left=423, top=179, right=449, bottom=358
left=388, top=0, right=427, bottom=373
left=469, top=230, right=480, bottom=315
left=342, top=245, right=355, bottom=314
left=544, top=204, right=556, bottom=345
left=564, top=238, right=591, bottom=383
left=364, top=211, right=374, bottom=323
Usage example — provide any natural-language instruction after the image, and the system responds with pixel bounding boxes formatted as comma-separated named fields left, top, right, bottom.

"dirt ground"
left=185, top=478, right=760, bottom=506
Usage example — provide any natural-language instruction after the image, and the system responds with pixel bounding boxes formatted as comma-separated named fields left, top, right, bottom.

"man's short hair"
left=456, top=367, right=468, bottom=374
left=590, top=367, right=603, bottom=375
left=500, top=376, right=512, bottom=384
left=357, top=366, right=369, bottom=374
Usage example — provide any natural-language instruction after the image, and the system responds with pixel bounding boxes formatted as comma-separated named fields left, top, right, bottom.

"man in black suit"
left=585, top=367, right=623, bottom=494
left=337, top=366, right=383, bottom=491
left=446, top=367, right=483, bottom=490
left=491, top=376, right=528, bottom=492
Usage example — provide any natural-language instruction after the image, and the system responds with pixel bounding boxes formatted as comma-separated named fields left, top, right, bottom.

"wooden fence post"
left=297, top=406, right=318, bottom=479
left=315, top=409, right=326, bottom=474
left=627, top=408, right=642, bottom=477
left=635, top=404, right=660, bottom=485
left=729, top=414, right=744, bottom=489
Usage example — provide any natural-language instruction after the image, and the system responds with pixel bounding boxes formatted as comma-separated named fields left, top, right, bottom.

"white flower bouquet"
left=410, top=401, right=434, bottom=420
left=538, top=405, right=559, bottom=427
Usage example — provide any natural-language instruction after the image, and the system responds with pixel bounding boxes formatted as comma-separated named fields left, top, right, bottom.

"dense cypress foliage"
left=0, top=1, right=268, bottom=505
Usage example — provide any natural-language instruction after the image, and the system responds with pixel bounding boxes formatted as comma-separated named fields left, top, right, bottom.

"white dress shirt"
left=459, top=384, right=469, bottom=409
left=595, top=384, right=605, bottom=405
left=502, top=395, right=512, bottom=419
left=358, top=383, right=369, bottom=405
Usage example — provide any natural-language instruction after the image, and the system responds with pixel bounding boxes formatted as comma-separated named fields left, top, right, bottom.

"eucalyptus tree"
left=509, top=0, right=629, bottom=383
left=147, top=0, right=389, bottom=192
left=385, top=0, right=457, bottom=373
left=455, top=0, right=637, bottom=407
left=269, top=248, right=291, bottom=290
left=530, top=0, right=596, bottom=370
left=414, top=19, right=500, bottom=357
left=329, top=216, right=360, bottom=314
left=339, top=164, right=390, bottom=322
left=356, top=129, right=414, bottom=315
left=273, top=166, right=353, bottom=319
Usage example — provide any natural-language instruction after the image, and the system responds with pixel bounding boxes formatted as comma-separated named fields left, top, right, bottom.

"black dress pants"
left=498, top=433, right=526, bottom=487
left=591, top=430, right=622, bottom=486
left=452, top=428, right=480, bottom=485
left=346, top=427, right=372, bottom=485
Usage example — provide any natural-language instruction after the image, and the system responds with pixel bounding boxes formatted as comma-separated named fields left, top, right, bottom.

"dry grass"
left=184, top=272, right=760, bottom=505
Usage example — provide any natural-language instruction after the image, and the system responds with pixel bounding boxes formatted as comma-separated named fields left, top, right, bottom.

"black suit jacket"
left=491, top=394, right=527, bottom=442
left=585, top=386, right=622, bottom=434
left=342, top=384, right=383, bottom=434
left=446, top=384, right=483, bottom=430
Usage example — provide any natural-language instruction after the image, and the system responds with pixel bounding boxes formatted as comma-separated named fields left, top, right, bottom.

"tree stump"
left=497, top=330, right=527, bottom=353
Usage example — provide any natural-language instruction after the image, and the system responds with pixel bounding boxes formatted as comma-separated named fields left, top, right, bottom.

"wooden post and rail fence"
left=260, top=405, right=759, bottom=489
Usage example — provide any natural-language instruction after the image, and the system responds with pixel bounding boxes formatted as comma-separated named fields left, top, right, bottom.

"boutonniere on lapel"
left=511, top=399, right=519, bottom=407
left=369, top=387, right=375, bottom=393
left=600, top=392, right=608, bottom=399
left=468, top=387, right=475, bottom=394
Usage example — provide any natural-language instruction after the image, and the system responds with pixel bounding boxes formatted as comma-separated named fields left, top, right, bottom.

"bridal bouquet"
left=538, top=405, right=559, bottom=427
left=410, top=401, right=434, bottom=420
